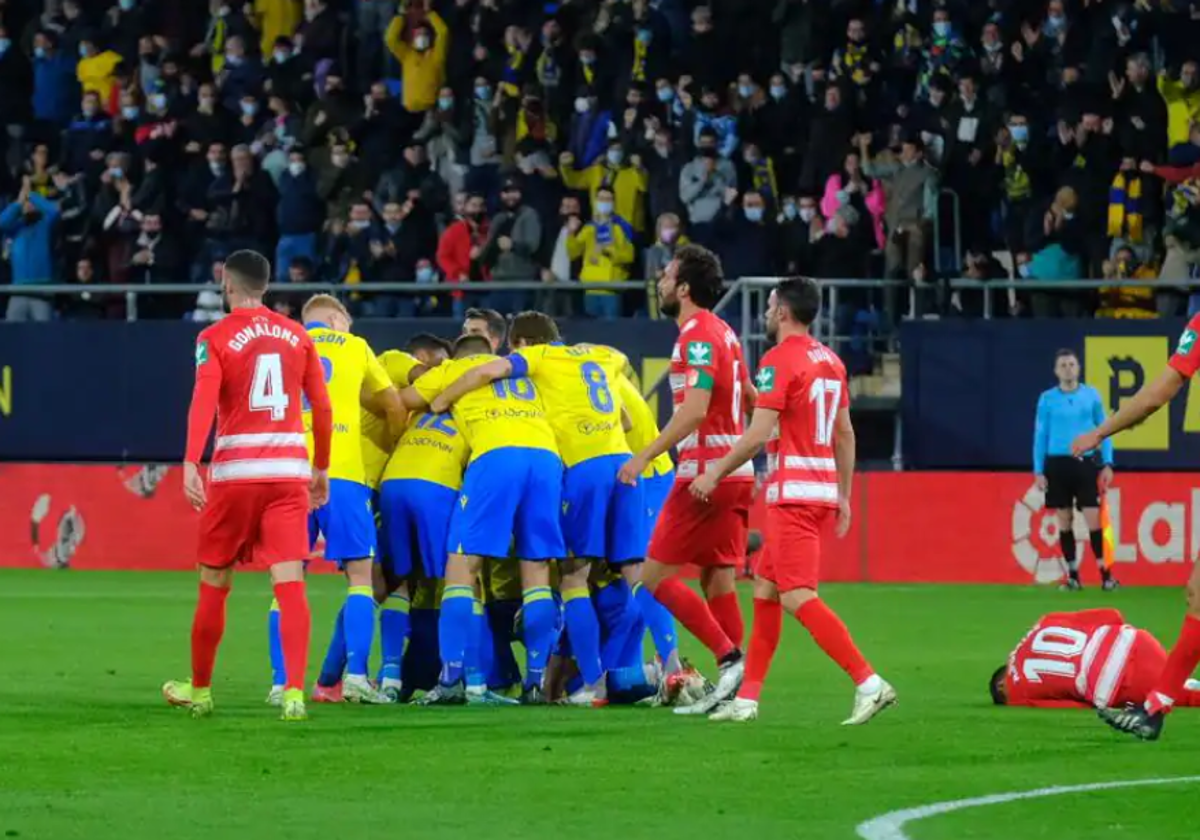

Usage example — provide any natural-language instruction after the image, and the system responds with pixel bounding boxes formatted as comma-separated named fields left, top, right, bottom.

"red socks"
left=273, top=581, right=311, bottom=692
left=796, top=598, right=874, bottom=685
left=740, top=598, right=783, bottom=701
left=707, top=591, right=745, bottom=650
left=1146, top=615, right=1200, bottom=715
left=654, top=577, right=736, bottom=662
left=191, top=582, right=230, bottom=689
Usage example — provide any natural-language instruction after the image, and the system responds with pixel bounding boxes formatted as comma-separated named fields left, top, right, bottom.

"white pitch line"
left=856, top=775, right=1200, bottom=840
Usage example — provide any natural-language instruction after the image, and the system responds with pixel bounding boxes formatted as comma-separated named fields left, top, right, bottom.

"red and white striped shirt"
left=668, top=309, right=754, bottom=485
left=754, top=334, right=847, bottom=508
left=1005, top=609, right=1135, bottom=709
left=185, top=307, right=332, bottom=484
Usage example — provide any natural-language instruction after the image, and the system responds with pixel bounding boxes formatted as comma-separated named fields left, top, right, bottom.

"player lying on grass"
left=990, top=608, right=1200, bottom=710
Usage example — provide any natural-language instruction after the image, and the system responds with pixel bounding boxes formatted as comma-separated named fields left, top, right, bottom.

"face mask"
left=0, top=38, right=11, bottom=55
left=1046, top=14, right=1065, bottom=32
left=984, top=39, right=1002, bottom=53
left=1062, top=211, right=1074, bottom=220
left=386, top=221, right=401, bottom=234
left=654, top=143, right=669, bottom=158
left=209, top=161, right=224, bottom=175
left=82, top=103, right=96, bottom=117
left=783, top=203, right=797, bottom=220
left=595, top=200, right=613, bottom=216
left=580, top=54, right=595, bottom=66
left=79, top=45, right=90, bottom=58
left=438, top=96, right=454, bottom=111
left=416, top=266, right=434, bottom=282
left=150, top=93, right=167, bottom=110
left=119, top=0, right=135, bottom=10
left=769, top=84, right=786, bottom=101
left=932, top=21, right=950, bottom=38
left=288, top=161, right=305, bottom=176
left=661, top=226, right=677, bottom=243
left=349, top=219, right=370, bottom=231
left=1009, top=124, right=1029, bottom=143
left=476, top=86, right=491, bottom=101
left=606, top=150, right=623, bottom=166
left=241, top=102, right=258, bottom=116
left=575, top=97, right=590, bottom=114
left=738, top=84, right=753, bottom=99
left=199, top=96, right=214, bottom=110
left=274, top=49, right=290, bottom=64
left=414, top=35, right=430, bottom=51
left=109, top=167, right=124, bottom=180
left=332, top=153, right=349, bottom=167
left=744, top=206, right=764, bottom=223
left=799, top=207, right=816, bottom=223
left=225, top=52, right=242, bottom=66
left=743, top=152, right=759, bottom=165
left=34, top=47, right=46, bottom=59
left=637, top=29, right=652, bottom=44
left=122, top=106, right=140, bottom=120
left=656, top=87, right=673, bottom=103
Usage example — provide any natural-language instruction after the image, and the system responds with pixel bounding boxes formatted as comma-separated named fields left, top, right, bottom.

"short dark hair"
left=509, top=311, right=561, bottom=346
left=224, top=249, right=271, bottom=294
left=989, top=665, right=1008, bottom=706
left=674, top=244, right=724, bottom=310
left=776, top=277, right=821, bottom=326
left=464, top=307, right=507, bottom=343
left=1055, top=348, right=1078, bottom=361
left=407, top=333, right=453, bottom=356
left=453, top=334, right=493, bottom=358
left=288, top=256, right=315, bottom=275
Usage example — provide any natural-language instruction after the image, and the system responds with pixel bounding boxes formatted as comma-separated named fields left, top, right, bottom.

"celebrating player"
left=690, top=278, right=894, bottom=724
left=302, top=295, right=404, bottom=704
left=163, top=250, right=332, bottom=723
left=617, top=244, right=754, bottom=713
left=1072, top=313, right=1200, bottom=740
left=402, top=333, right=564, bottom=705
left=462, top=307, right=508, bottom=352
left=991, top=609, right=1200, bottom=710
left=430, top=311, right=639, bottom=705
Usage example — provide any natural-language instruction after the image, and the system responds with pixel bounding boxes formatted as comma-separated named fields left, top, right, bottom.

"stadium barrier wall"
left=6, top=464, right=1194, bottom=586
left=901, top=318, right=1200, bottom=470
left=0, top=319, right=678, bottom=462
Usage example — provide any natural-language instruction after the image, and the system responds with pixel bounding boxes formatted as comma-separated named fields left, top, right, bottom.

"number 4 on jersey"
left=250, top=352, right=290, bottom=421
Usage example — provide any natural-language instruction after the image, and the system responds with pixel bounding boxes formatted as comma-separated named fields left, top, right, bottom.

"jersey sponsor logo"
left=686, top=341, right=713, bottom=367
left=195, top=340, right=209, bottom=367
left=755, top=365, right=776, bottom=393
left=1178, top=328, right=1197, bottom=357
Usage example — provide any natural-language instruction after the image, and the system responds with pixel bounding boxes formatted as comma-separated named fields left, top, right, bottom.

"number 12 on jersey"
left=809, top=378, right=841, bottom=446
left=251, top=353, right=291, bottom=421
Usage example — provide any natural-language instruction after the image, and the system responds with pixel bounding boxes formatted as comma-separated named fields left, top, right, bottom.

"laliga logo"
left=1011, top=482, right=1090, bottom=583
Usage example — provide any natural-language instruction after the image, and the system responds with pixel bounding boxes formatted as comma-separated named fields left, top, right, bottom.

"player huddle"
left=162, top=245, right=896, bottom=727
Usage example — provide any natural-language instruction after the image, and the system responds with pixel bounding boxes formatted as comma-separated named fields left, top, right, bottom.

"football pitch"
left=1, top=571, right=1196, bottom=840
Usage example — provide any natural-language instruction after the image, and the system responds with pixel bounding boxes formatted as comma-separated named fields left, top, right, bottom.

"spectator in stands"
left=1097, top=244, right=1158, bottom=320
left=642, top=124, right=683, bottom=226
left=1159, top=61, right=1200, bottom=157
left=276, top=147, right=324, bottom=275
left=368, top=197, right=438, bottom=317
left=374, top=139, right=449, bottom=219
left=64, top=255, right=107, bottom=320
left=860, top=134, right=939, bottom=282
left=643, top=210, right=687, bottom=317
left=31, top=30, right=77, bottom=136
left=566, top=84, right=610, bottom=168
left=481, top=176, right=541, bottom=313
left=544, top=193, right=582, bottom=317
left=566, top=185, right=634, bottom=319
left=270, top=255, right=316, bottom=321
left=715, top=187, right=777, bottom=281
left=76, top=32, right=121, bottom=107
left=1026, top=186, right=1087, bottom=317
left=467, top=76, right=501, bottom=198
left=318, top=134, right=370, bottom=222
left=265, top=36, right=307, bottom=107
left=126, top=211, right=182, bottom=317
left=680, top=133, right=737, bottom=245
left=217, top=36, right=263, bottom=114
left=2, top=176, right=60, bottom=321
left=560, top=140, right=648, bottom=235
left=303, top=68, right=358, bottom=148
left=821, top=149, right=885, bottom=251
left=385, top=4, right=450, bottom=117
left=778, top=193, right=822, bottom=275
left=296, top=0, right=342, bottom=74
left=414, top=85, right=467, bottom=197
left=799, top=83, right=853, bottom=194
left=208, top=143, right=278, bottom=255
left=437, top=191, right=489, bottom=294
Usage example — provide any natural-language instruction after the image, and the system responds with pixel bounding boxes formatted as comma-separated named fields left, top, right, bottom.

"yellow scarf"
left=632, top=39, right=648, bottom=83
left=1000, top=148, right=1031, bottom=200
left=751, top=158, right=778, bottom=201
left=1107, top=172, right=1143, bottom=243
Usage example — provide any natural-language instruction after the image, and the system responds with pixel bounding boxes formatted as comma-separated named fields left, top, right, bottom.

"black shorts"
left=1043, top=456, right=1100, bottom=510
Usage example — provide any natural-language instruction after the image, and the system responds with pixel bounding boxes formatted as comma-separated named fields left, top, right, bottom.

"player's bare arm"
left=364, top=385, right=407, bottom=444
left=833, top=407, right=855, bottom=537
left=302, top=342, right=334, bottom=510
left=182, top=341, right=224, bottom=511
left=690, top=406, right=779, bottom=502
left=1071, top=367, right=1186, bottom=455
left=399, top=385, right=431, bottom=411
left=621, top=405, right=634, bottom=432
left=618, top=386, right=712, bottom=485
left=429, top=359, right=512, bottom=414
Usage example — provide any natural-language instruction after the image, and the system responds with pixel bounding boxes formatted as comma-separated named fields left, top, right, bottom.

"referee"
left=1033, top=349, right=1117, bottom=591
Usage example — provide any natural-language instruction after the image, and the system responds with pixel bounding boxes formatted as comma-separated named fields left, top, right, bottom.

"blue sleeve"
left=28, top=192, right=59, bottom=220
left=1033, top=392, right=1049, bottom=475
left=0, top=201, right=20, bottom=232
left=718, top=117, right=739, bottom=159
left=1093, top=389, right=1114, bottom=466
left=506, top=353, right=529, bottom=378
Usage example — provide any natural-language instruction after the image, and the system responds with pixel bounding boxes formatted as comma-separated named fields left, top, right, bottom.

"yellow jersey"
left=304, top=324, right=392, bottom=486
left=616, top=373, right=674, bottom=478
left=510, top=343, right=630, bottom=467
left=381, top=411, right=470, bottom=491
left=413, top=354, right=558, bottom=461
left=362, top=350, right=423, bottom=488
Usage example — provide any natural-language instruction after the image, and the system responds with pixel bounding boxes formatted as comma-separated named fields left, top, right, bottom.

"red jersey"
left=1004, top=609, right=1135, bottom=708
left=669, top=309, right=753, bottom=484
left=1169, top=312, right=1200, bottom=378
left=755, top=334, right=847, bottom=508
left=185, top=307, right=332, bottom=484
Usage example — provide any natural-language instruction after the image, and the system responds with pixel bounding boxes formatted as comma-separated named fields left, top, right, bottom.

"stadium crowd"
left=5, top=0, right=1200, bottom=322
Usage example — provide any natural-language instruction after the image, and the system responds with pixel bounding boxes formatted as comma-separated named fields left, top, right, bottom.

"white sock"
left=857, top=674, right=883, bottom=694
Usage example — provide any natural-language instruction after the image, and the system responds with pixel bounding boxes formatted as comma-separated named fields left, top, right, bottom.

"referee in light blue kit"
left=1033, top=349, right=1117, bottom=592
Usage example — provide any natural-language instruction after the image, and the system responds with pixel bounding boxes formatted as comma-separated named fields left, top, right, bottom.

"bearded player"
left=690, top=278, right=894, bottom=724
left=990, top=609, right=1200, bottom=710
left=618, top=244, right=755, bottom=713
left=163, top=250, right=332, bottom=722
left=1073, top=312, right=1200, bottom=740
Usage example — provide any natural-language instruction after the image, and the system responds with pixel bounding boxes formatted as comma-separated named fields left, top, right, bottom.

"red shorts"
left=648, top=481, right=752, bottom=568
left=1110, top=630, right=1168, bottom=708
left=755, top=505, right=832, bottom=592
left=197, top=481, right=310, bottom=569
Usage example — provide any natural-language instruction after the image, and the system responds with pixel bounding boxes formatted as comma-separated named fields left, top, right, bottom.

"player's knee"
left=751, top=577, right=778, bottom=602
left=619, top=562, right=642, bottom=586
left=638, top=560, right=669, bottom=591
left=702, top=567, right=737, bottom=598
left=1055, top=509, right=1073, bottom=528
left=269, top=560, right=305, bottom=585
left=779, top=587, right=818, bottom=614
left=199, top=565, right=233, bottom=589
left=344, top=559, right=373, bottom=588
left=446, top=553, right=481, bottom=586
left=519, top=559, right=550, bottom=589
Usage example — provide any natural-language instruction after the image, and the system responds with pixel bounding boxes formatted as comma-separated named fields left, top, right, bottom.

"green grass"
left=0, top=572, right=1196, bottom=840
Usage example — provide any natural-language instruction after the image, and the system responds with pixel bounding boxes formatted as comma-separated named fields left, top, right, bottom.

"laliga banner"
left=901, top=319, right=1200, bottom=469
left=3, top=464, right=1193, bottom=586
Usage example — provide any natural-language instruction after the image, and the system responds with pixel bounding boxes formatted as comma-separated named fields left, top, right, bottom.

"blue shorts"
left=448, top=447, right=566, bottom=561
left=562, top=453, right=645, bottom=563
left=643, top=470, right=674, bottom=528
left=379, top=479, right=457, bottom=580
left=309, top=478, right=377, bottom=564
